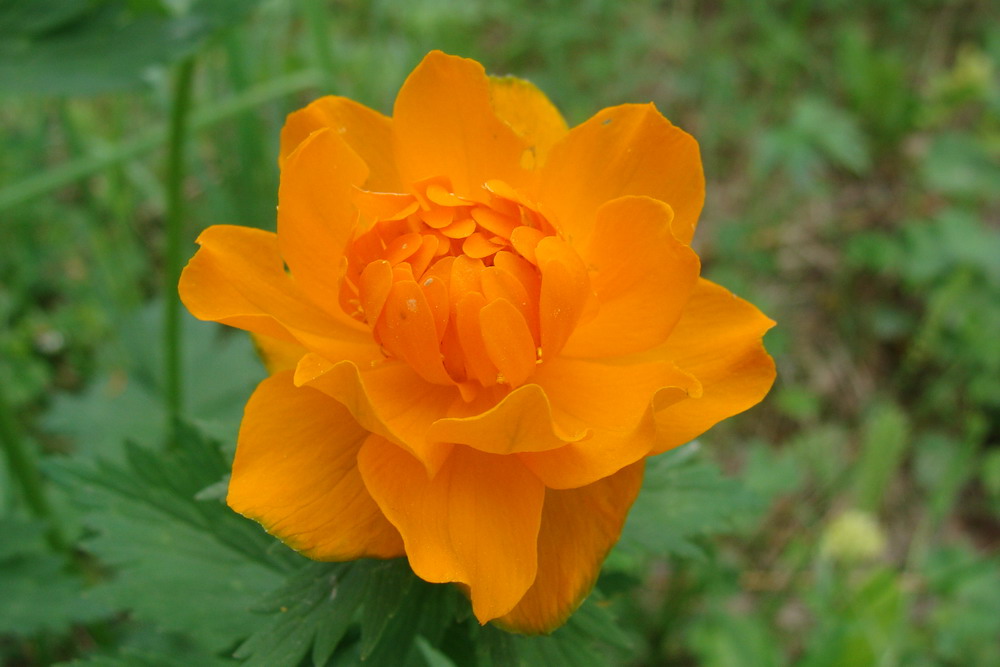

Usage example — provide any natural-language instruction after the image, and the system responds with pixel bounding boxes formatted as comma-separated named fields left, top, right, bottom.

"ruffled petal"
left=488, top=75, right=568, bottom=169
left=496, top=460, right=645, bottom=633
left=539, top=104, right=703, bottom=247
left=518, top=357, right=700, bottom=489
left=563, top=196, right=700, bottom=359
left=426, top=383, right=584, bottom=456
left=651, top=278, right=776, bottom=453
left=278, top=127, right=370, bottom=320
left=179, top=225, right=378, bottom=364
left=294, top=353, right=457, bottom=476
left=358, top=438, right=545, bottom=623
left=279, top=95, right=401, bottom=191
left=393, top=51, right=529, bottom=198
left=228, top=371, right=403, bottom=560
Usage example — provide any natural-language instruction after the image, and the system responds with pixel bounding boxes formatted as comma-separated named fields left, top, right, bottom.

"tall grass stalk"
left=0, top=384, right=65, bottom=551
left=164, top=58, right=196, bottom=444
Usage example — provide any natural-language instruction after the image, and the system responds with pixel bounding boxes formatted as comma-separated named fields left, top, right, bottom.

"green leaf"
left=49, top=424, right=294, bottom=652
left=921, top=132, right=1000, bottom=201
left=0, top=516, right=111, bottom=636
left=234, top=562, right=364, bottom=667
left=509, top=596, right=632, bottom=666
left=614, top=444, right=761, bottom=561
left=853, top=400, right=909, bottom=513
left=56, top=645, right=234, bottom=667
left=0, top=0, right=264, bottom=96
left=688, top=609, right=783, bottom=667
left=360, top=560, right=463, bottom=666
left=924, top=546, right=1000, bottom=663
left=44, top=306, right=265, bottom=460
left=235, top=557, right=470, bottom=667
left=416, top=636, right=460, bottom=667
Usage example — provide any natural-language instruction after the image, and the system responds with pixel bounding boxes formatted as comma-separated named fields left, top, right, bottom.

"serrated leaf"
left=474, top=625, right=518, bottom=667
left=360, top=560, right=463, bottom=666
left=359, top=559, right=419, bottom=659
left=49, top=425, right=295, bottom=652
left=0, top=516, right=111, bottom=635
left=614, top=444, right=761, bottom=561
left=507, top=596, right=633, bottom=667
left=234, top=561, right=364, bottom=667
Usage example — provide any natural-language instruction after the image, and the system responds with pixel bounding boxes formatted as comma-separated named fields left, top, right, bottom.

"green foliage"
left=0, top=0, right=264, bottom=96
left=923, top=546, right=1000, bottom=664
left=44, top=306, right=266, bottom=458
left=0, top=517, right=109, bottom=636
left=615, top=443, right=762, bottom=563
left=853, top=401, right=910, bottom=513
left=3, top=0, right=999, bottom=665
left=49, top=426, right=294, bottom=654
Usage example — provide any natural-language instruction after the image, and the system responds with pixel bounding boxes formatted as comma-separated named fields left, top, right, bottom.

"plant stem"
left=0, top=383, right=66, bottom=551
left=303, top=0, right=337, bottom=90
left=164, top=57, right=196, bottom=445
left=0, top=69, right=321, bottom=212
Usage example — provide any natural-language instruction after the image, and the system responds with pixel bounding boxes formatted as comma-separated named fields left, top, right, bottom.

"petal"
left=479, top=298, right=537, bottom=388
left=294, top=353, right=457, bottom=476
left=651, top=278, right=776, bottom=453
left=393, top=51, right=528, bottom=198
left=539, top=104, right=704, bottom=247
left=496, top=460, right=645, bottom=633
left=518, top=357, right=699, bottom=489
left=228, top=371, right=403, bottom=560
left=426, top=383, right=583, bottom=456
left=251, top=333, right=308, bottom=373
left=179, top=225, right=378, bottom=364
left=278, top=127, right=369, bottom=318
left=488, top=75, right=568, bottom=169
left=278, top=95, right=401, bottom=191
left=536, top=237, right=592, bottom=358
left=358, top=438, right=545, bottom=623
left=374, top=279, right=454, bottom=385
left=562, top=196, right=700, bottom=358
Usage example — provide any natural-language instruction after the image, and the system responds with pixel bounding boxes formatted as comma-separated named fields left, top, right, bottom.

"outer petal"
left=279, top=96, right=401, bottom=191
left=539, top=104, right=704, bottom=246
left=179, top=225, right=378, bottom=364
left=496, top=460, right=645, bottom=633
left=488, top=75, right=568, bottom=168
left=251, top=333, right=308, bottom=373
left=651, top=278, right=776, bottom=454
left=393, top=51, right=529, bottom=198
left=563, top=196, right=700, bottom=359
left=294, top=353, right=457, bottom=476
left=228, top=371, right=403, bottom=560
left=278, top=127, right=371, bottom=321
left=518, top=357, right=700, bottom=489
left=358, top=438, right=545, bottom=623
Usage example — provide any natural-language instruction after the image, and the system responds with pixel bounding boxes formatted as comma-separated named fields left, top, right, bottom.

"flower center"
left=341, top=178, right=569, bottom=392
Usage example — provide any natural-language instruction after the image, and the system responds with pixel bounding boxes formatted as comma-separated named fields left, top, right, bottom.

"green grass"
left=2, top=0, right=999, bottom=665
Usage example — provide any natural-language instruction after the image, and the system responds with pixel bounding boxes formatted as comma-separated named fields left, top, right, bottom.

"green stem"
left=0, top=383, right=66, bottom=551
left=303, top=0, right=337, bottom=89
left=0, top=69, right=321, bottom=212
left=164, top=58, right=196, bottom=444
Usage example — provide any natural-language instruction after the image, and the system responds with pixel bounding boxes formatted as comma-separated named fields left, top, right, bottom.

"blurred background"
left=2, top=0, right=999, bottom=665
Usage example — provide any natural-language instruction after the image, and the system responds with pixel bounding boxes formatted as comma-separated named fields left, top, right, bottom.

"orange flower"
left=179, top=51, right=775, bottom=633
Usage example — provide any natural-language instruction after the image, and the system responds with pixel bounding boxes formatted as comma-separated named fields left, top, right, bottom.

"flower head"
left=179, top=51, right=775, bottom=633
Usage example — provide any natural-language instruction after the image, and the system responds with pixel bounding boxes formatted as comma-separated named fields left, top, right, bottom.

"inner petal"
left=341, top=179, right=591, bottom=392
